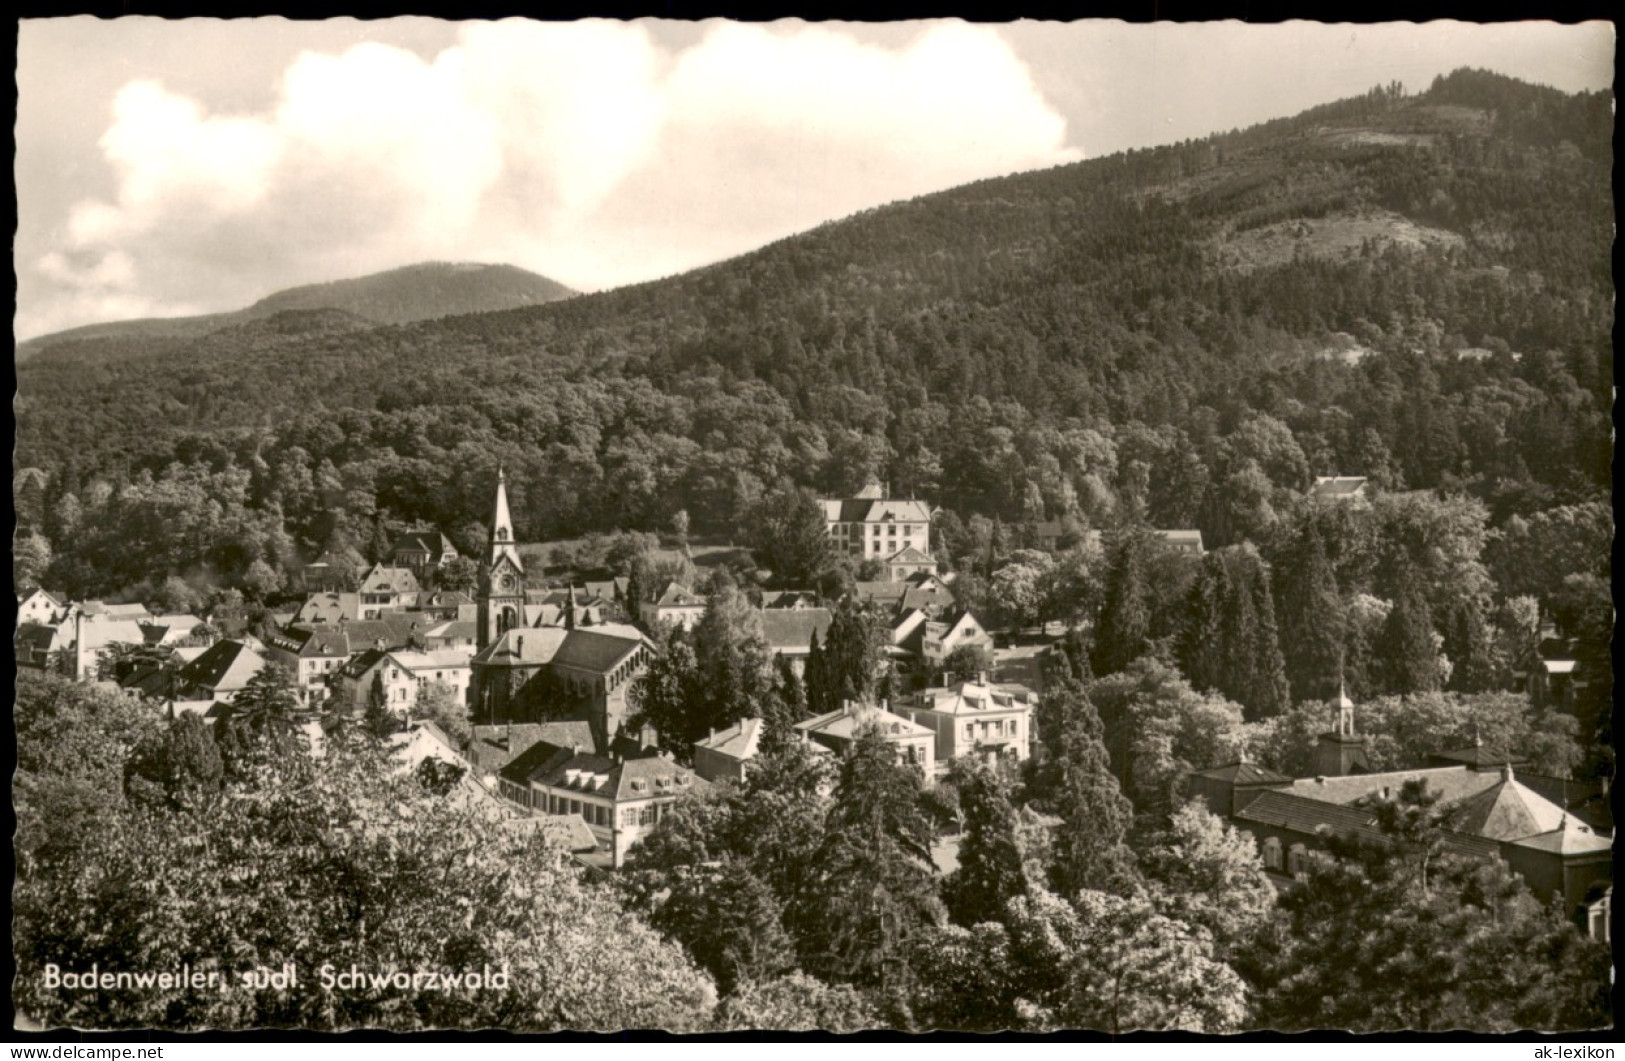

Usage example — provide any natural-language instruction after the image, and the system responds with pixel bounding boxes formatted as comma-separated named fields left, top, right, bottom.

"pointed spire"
left=488, top=469, right=522, bottom=572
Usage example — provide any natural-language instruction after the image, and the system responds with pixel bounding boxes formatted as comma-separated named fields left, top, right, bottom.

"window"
left=1261, top=836, right=1282, bottom=871
left=623, top=807, right=639, bottom=826
left=965, top=723, right=974, bottom=740
left=1287, top=844, right=1307, bottom=878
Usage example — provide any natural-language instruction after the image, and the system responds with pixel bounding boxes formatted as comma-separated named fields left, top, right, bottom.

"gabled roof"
left=822, top=498, right=933, bottom=524
left=1154, top=528, right=1204, bottom=547
left=417, top=591, right=475, bottom=609
left=759, top=608, right=833, bottom=654
left=424, top=620, right=478, bottom=642
left=177, top=639, right=265, bottom=694
left=762, top=590, right=820, bottom=609
left=267, top=623, right=350, bottom=658
left=336, top=616, right=421, bottom=650
left=1192, top=761, right=1293, bottom=786
left=499, top=739, right=579, bottom=789
left=795, top=702, right=934, bottom=742
left=80, top=601, right=151, bottom=620
left=295, top=592, right=360, bottom=623
left=386, top=648, right=475, bottom=672
left=18, top=588, right=64, bottom=608
left=695, top=717, right=764, bottom=761
left=526, top=749, right=707, bottom=802
left=884, top=545, right=935, bottom=565
left=853, top=579, right=957, bottom=613
left=74, top=617, right=151, bottom=652
left=653, top=582, right=704, bottom=608
left=550, top=628, right=649, bottom=673
left=584, top=578, right=629, bottom=601
left=359, top=565, right=420, bottom=595
left=390, top=529, right=456, bottom=558
left=15, top=622, right=60, bottom=651
left=535, top=814, right=599, bottom=852
left=1311, top=476, right=1369, bottom=498
left=469, top=721, right=597, bottom=772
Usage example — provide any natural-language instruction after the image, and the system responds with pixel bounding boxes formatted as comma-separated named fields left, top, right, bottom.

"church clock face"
left=496, top=570, right=517, bottom=594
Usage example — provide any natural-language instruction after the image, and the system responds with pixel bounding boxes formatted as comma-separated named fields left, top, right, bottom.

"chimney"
left=516, top=635, right=524, bottom=658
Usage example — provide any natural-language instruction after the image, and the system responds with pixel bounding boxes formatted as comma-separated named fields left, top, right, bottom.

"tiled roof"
left=584, top=578, right=629, bottom=602
left=15, top=622, right=59, bottom=651
left=74, top=617, right=151, bottom=652
left=695, top=717, right=763, bottom=760
left=1154, top=529, right=1204, bottom=548
left=654, top=583, right=704, bottom=607
left=295, top=592, right=360, bottom=623
left=268, top=623, right=350, bottom=657
left=535, top=814, right=599, bottom=852
left=1430, top=745, right=1527, bottom=769
left=1311, top=476, right=1368, bottom=498
left=1443, top=771, right=1577, bottom=841
left=1237, top=789, right=1502, bottom=860
left=1508, top=824, right=1614, bottom=855
left=762, top=590, right=820, bottom=609
left=1192, top=761, right=1294, bottom=786
left=1288, top=765, right=1500, bottom=808
left=425, top=620, right=478, bottom=642
left=177, top=639, right=265, bottom=694
left=386, top=648, right=474, bottom=671
left=823, top=498, right=932, bottom=524
left=500, top=740, right=580, bottom=788
left=759, top=608, right=833, bottom=654
left=359, top=565, right=421, bottom=595
left=1517, top=774, right=1613, bottom=834
left=527, top=750, right=707, bottom=802
left=795, top=702, right=934, bottom=742
left=337, top=647, right=389, bottom=681
left=885, top=545, right=934, bottom=565
left=908, top=679, right=1035, bottom=718
left=469, top=721, right=596, bottom=772
left=338, top=616, right=422, bottom=649
left=550, top=628, right=648, bottom=673
left=390, top=530, right=455, bottom=558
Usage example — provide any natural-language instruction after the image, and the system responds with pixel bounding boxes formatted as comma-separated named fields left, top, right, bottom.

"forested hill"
left=14, top=68, right=1613, bottom=599
left=14, top=262, right=576, bottom=363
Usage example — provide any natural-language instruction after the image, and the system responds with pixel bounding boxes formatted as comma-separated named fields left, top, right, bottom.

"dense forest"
left=10, top=67, right=1615, bottom=1034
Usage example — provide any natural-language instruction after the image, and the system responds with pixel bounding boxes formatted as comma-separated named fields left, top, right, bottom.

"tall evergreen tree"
left=822, top=601, right=881, bottom=707
left=1046, top=678, right=1138, bottom=897
left=1376, top=566, right=1443, bottom=695
left=803, top=629, right=834, bottom=718
left=1239, top=557, right=1291, bottom=720
left=941, top=759, right=1028, bottom=928
left=1440, top=595, right=1496, bottom=694
left=1176, top=552, right=1231, bottom=694
left=805, top=728, right=941, bottom=988
left=1090, top=531, right=1153, bottom=676
left=1272, top=518, right=1346, bottom=703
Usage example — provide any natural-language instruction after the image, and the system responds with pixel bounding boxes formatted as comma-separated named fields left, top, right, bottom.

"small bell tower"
left=1315, top=683, right=1371, bottom=777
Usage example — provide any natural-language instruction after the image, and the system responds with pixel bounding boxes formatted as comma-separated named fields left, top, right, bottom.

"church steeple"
left=479, top=468, right=528, bottom=651
left=489, top=466, right=522, bottom=572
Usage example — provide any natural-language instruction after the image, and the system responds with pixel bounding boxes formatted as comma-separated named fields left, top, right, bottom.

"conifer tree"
left=803, top=629, right=833, bottom=717
left=1273, top=518, right=1345, bottom=703
left=1240, top=558, right=1291, bottom=720
left=806, top=728, right=941, bottom=987
left=1440, top=595, right=1496, bottom=694
left=942, top=760, right=1028, bottom=928
left=1376, top=567, right=1443, bottom=695
left=1046, top=678, right=1138, bottom=897
left=1090, top=531, right=1152, bottom=676
left=1176, top=552, right=1231, bottom=694
left=624, top=563, right=645, bottom=626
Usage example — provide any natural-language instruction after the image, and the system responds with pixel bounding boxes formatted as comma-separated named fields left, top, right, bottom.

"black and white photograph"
left=11, top=16, right=1615, bottom=1036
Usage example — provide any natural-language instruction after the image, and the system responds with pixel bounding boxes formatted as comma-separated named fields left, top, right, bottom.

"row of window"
left=964, top=719, right=1019, bottom=740
left=830, top=524, right=924, bottom=538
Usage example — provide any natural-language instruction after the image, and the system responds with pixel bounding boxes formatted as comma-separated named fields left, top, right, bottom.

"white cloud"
left=21, top=20, right=1080, bottom=339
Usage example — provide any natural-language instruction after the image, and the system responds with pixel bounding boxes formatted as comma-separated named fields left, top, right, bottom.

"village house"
left=15, top=622, right=64, bottom=671
left=16, top=588, right=69, bottom=628
left=389, top=528, right=460, bottom=580
left=302, top=551, right=368, bottom=593
left=139, top=614, right=212, bottom=650
left=822, top=481, right=935, bottom=582
left=1310, top=476, right=1370, bottom=502
left=640, top=582, right=707, bottom=631
left=1153, top=529, right=1205, bottom=555
left=467, top=720, right=598, bottom=777
left=758, top=607, right=834, bottom=678
left=852, top=574, right=958, bottom=616
left=897, top=676, right=1036, bottom=772
left=358, top=564, right=421, bottom=618
left=422, top=619, right=478, bottom=653
left=691, top=718, right=765, bottom=784
left=163, top=638, right=268, bottom=713
left=67, top=612, right=151, bottom=682
left=497, top=741, right=708, bottom=868
left=1193, top=695, right=1613, bottom=939
left=293, top=591, right=361, bottom=625
left=264, top=624, right=351, bottom=708
left=335, top=647, right=475, bottom=714
left=762, top=589, right=820, bottom=610
left=794, top=701, right=937, bottom=779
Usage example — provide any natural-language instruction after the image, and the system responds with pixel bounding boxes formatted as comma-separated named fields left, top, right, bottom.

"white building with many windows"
left=821, top=482, right=934, bottom=581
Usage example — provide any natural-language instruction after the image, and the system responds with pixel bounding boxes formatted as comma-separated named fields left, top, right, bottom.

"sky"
left=13, top=18, right=1615, bottom=341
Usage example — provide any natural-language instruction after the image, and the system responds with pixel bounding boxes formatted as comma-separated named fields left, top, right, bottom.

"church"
left=469, top=470, right=658, bottom=756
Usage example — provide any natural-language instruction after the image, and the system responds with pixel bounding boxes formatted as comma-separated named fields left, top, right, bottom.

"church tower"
left=478, top=468, right=528, bottom=650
